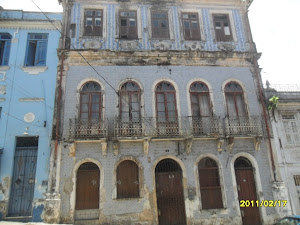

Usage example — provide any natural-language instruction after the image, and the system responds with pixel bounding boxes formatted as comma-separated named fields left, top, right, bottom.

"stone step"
left=3, top=216, right=32, bottom=222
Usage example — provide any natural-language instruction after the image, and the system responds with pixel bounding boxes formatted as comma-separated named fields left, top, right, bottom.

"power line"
left=2, top=111, right=44, bottom=128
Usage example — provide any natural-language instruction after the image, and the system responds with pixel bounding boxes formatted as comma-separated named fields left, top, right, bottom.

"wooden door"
left=235, top=168, right=261, bottom=225
left=155, top=171, right=186, bottom=225
left=76, top=163, right=100, bottom=210
left=8, top=147, right=38, bottom=217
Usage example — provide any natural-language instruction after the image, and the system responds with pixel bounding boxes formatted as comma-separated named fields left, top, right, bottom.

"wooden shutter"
left=117, top=160, right=139, bottom=198
left=198, top=158, right=223, bottom=209
left=36, top=41, right=47, bottom=66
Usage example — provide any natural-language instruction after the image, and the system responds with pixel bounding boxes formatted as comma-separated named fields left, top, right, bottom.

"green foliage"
left=268, top=96, right=279, bottom=111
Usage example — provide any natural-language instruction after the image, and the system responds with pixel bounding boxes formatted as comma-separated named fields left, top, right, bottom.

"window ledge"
left=21, top=66, right=48, bottom=75
left=0, top=66, right=10, bottom=71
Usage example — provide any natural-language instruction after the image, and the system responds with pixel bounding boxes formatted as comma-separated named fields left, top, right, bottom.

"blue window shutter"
left=3, top=41, right=11, bottom=66
left=35, top=40, right=47, bottom=66
left=25, top=41, right=37, bottom=66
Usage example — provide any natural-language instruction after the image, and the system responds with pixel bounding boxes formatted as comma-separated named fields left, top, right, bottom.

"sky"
left=1, top=0, right=299, bottom=85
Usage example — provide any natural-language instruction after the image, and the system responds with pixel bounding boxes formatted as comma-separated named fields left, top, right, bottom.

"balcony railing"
left=224, top=116, right=262, bottom=137
left=68, top=116, right=263, bottom=140
left=114, top=118, right=143, bottom=138
left=69, top=118, right=108, bottom=140
left=185, top=116, right=223, bottom=137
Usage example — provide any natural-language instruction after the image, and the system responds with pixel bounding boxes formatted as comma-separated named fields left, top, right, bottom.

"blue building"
left=0, top=8, right=62, bottom=221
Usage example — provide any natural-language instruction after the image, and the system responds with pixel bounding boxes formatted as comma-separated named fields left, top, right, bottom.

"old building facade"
left=48, top=0, right=285, bottom=224
left=265, top=83, right=300, bottom=215
left=0, top=9, right=61, bottom=221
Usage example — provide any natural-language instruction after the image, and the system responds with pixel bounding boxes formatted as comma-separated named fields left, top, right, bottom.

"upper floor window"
left=84, top=9, right=103, bottom=36
left=182, top=13, right=200, bottom=40
left=25, top=33, right=48, bottom=66
left=213, top=14, right=232, bottom=42
left=156, top=82, right=177, bottom=122
left=198, top=157, right=223, bottom=209
left=225, top=82, right=247, bottom=117
left=0, top=33, right=11, bottom=66
left=151, top=11, right=170, bottom=39
left=117, top=160, right=139, bottom=198
left=190, top=82, right=211, bottom=118
left=119, top=11, right=137, bottom=39
left=80, top=82, right=102, bottom=121
left=119, top=81, right=141, bottom=121
left=282, top=114, right=300, bottom=146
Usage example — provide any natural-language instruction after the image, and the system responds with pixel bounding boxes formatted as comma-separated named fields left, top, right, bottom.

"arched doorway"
left=234, top=157, right=261, bottom=225
left=155, top=159, right=186, bottom=225
left=76, top=162, right=100, bottom=210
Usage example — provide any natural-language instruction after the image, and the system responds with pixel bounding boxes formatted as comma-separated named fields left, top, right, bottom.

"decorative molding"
left=101, top=142, right=107, bottom=156
left=0, top=66, right=10, bottom=72
left=19, top=98, right=44, bottom=102
left=24, top=112, right=35, bottom=123
left=119, top=40, right=139, bottom=50
left=113, top=141, right=119, bottom=156
left=217, top=138, right=224, bottom=152
left=83, top=40, right=102, bottom=49
left=69, top=143, right=76, bottom=157
left=185, top=138, right=193, bottom=154
left=228, top=137, right=234, bottom=152
left=0, top=98, right=5, bottom=102
left=0, top=20, right=61, bottom=30
left=21, top=66, right=48, bottom=75
left=254, top=137, right=262, bottom=151
left=143, top=138, right=150, bottom=156
left=0, top=86, right=6, bottom=95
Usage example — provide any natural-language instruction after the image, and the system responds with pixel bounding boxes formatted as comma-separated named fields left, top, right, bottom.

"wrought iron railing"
left=185, top=116, right=223, bottom=137
left=114, top=118, right=143, bottom=138
left=143, top=117, right=182, bottom=137
left=69, top=118, right=108, bottom=139
left=224, top=116, right=262, bottom=137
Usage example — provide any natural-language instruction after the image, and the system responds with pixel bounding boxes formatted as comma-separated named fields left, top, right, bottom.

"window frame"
left=181, top=12, right=201, bottom=40
left=189, top=81, right=212, bottom=118
left=119, top=11, right=138, bottom=40
left=116, top=160, right=140, bottom=199
left=0, top=33, right=12, bottom=66
left=79, top=82, right=102, bottom=121
left=213, top=14, right=233, bottom=42
left=198, top=157, right=223, bottom=209
left=151, top=11, right=170, bottom=40
left=84, top=9, right=104, bottom=37
left=281, top=114, right=300, bottom=146
left=224, top=81, right=247, bottom=117
left=24, top=33, right=48, bottom=67
left=119, top=81, right=141, bottom=121
left=155, top=82, right=178, bottom=123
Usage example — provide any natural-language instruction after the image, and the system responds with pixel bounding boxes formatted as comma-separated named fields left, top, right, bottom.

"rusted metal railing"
left=224, top=116, right=262, bottom=137
left=185, top=116, right=223, bottom=137
left=69, top=118, right=108, bottom=139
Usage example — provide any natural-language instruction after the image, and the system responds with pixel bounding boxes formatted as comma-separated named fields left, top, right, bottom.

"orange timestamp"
left=240, top=200, right=287, bottom=207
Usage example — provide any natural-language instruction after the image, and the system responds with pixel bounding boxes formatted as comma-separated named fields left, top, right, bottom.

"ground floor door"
left=76, top=162, right=100, bottom=210
left=155, top=159, right=186, bottom=225
left=8, top=137, right=38, bottom=217
left=235, top=157, right=261, bottom=225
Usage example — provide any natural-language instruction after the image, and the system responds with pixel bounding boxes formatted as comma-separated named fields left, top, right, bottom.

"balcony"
left=185, top=116, right=223, bottom=137
left=114, top=118, right=143, bottom=138
left=224, top=116, right=262, bottom=137
left=69, top=118, right=108, bottom=140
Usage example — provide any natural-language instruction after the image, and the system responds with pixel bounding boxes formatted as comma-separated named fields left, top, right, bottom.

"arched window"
left=198, top=158, right=223, bottom=209
left=224, top=82, right=247, bottom=117
left=80, top=82, right=102, bottom=121
left=190, top=82, right=211, bottom=117
left=119, top=81, right=141, bottom=122
left=155, top=82, right=178, bottom=135
left=117, top=160, right=139, bottom=198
